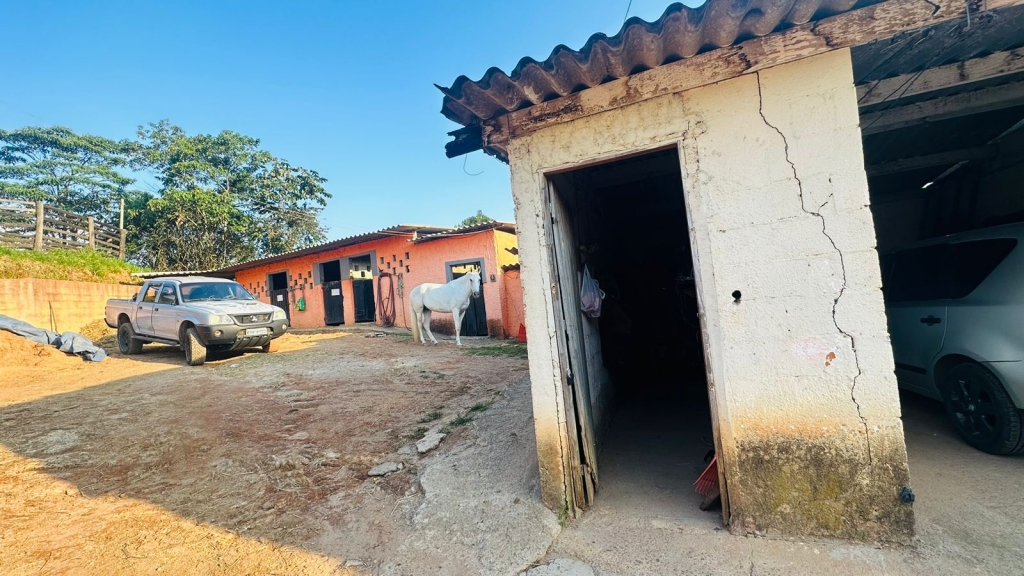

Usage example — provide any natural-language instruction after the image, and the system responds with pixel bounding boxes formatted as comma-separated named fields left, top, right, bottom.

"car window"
left=142, top=284, right=160, bottom=303
left=180, top=282, right=256, bottom=302
left=948, top=238, right=1017, bottom=299
left=158, top=285, right=178, bottom=305
left=884, top=244, right=949, bottom=303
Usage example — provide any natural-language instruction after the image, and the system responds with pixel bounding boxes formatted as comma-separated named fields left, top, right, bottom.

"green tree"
left=458, top=210, right=494, bottom=228
left=0, top=126, right=133, bottom=220
left=131, top=121, right=331, bottom=269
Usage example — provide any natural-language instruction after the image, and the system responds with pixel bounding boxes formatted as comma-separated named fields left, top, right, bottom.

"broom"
left=694, top=453, right=720, bottom=510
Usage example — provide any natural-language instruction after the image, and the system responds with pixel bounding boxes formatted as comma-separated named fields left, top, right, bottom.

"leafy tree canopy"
left=0, top=123, right=332, bottom=270
left=0, top=126, right=133, bottom=220
left=458, top=210, right=494, bottom=228
left=128, top=121, right=331, bottom=270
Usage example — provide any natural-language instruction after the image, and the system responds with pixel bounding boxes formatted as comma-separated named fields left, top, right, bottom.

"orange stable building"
left=216, top=222, right=522, bottom=338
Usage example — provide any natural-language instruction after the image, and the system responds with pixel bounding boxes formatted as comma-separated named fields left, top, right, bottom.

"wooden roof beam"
left=481, top=0, right=1024, bottom=156
left=857, top=48, right=1024, bottom=107
left=859, top=81, right=1024, bottom=135
left=865, top=145, right=997, bottom=176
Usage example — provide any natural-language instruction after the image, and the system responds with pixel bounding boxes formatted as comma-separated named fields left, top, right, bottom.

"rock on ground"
left=416, top=432, right=445, bottom=454
left=368, top=462, right=403, bottom=477
left=381, top=374, right=560, bottom=576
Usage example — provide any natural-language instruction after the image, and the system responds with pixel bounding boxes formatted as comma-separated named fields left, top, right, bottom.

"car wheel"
left=183, top=326, right=207, bottom=366
left=117, top=322, right=143, bottom=355
left=941, top=362, right=1024, bottom=455
left=262, top=339, right=279, bottom=353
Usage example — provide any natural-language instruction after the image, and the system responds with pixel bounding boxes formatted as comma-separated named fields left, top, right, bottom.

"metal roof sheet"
left=413, top=221, right=516, bottom=243
left=132, top=270, right=223, bottom=279
left=438, top=0, right=872, bottom=129
left=214, top=224, right=450, bottom=274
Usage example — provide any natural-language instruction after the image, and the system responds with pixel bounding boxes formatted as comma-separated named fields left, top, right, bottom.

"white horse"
left=409, top=271, right=481, bottom=346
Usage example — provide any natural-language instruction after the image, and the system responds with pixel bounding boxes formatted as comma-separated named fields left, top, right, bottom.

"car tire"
left=117, top=322, right=143, bottom=355
left=262, top=339, right=279, bottom=353
left=941, top=362, right=1024, bottom=455
left=183, top=326, right=207, bottom=367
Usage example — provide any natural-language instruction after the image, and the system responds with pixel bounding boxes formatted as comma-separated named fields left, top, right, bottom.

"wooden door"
left=449, top=262, right=488, bottom=336
left=547, top=181, right=599, bottom=513
left=269, top=289, right=290, bottom=322
left=322, top=281, right=344, bottom=325
left=353, top=279, right=376, bottom=323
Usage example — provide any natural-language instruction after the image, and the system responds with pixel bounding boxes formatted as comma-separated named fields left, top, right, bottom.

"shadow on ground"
left=0, top=333, right=538, bottom=575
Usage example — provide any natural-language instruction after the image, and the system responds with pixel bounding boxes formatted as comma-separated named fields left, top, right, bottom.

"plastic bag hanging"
left=580, top=265, right=605, bottom=318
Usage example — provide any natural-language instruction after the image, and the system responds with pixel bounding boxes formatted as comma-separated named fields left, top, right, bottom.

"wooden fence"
left=0, top=198, right=126, bottom=259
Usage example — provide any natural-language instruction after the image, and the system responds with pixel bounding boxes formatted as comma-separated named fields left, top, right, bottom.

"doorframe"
left=445, top=257, right=489, bottom=336
left=266, top=269, right=289, bottom=292
left=347, top=252, right=377, bottom=279
left=266, top=269, right=291, bottom=319
left=537, top=140, right=734, bottom=524
left=445, top=257, right=487, bottom=282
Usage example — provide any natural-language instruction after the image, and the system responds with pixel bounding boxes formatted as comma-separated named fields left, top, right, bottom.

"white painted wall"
left=509, top=49, right=914, bottom=540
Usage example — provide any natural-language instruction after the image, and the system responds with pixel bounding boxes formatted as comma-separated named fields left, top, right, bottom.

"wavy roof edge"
left=439, top=0, right=874, bottom=127
left=413, top=220, right=516, bottom=243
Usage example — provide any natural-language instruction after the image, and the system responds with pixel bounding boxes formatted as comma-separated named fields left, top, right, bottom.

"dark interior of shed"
left=549, top=148, right=719, bottom=520
left=864, top=104, right=1024, bottom=253
left=849, top=7, right=1024, bottom=253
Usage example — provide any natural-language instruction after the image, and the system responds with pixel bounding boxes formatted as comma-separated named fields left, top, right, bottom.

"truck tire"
left=117, top=322, right=143, bottom=355
left=183, top=326, right=207, bottom=366
left=261, top=339, right=279, bottom=353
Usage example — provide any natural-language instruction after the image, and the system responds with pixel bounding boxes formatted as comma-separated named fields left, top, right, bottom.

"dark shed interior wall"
left=868, top=112, right=1024, bottom=250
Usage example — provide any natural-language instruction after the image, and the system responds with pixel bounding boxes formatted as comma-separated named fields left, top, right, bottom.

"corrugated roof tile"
left=439, top=0, right=871, bottom=127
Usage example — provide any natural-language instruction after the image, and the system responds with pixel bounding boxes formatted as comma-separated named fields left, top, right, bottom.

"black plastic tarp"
left=0, top=315, right=107, bottom=362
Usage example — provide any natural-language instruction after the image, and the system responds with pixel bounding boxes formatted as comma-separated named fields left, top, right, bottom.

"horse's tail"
left=409, top=295, right=421, bottom=343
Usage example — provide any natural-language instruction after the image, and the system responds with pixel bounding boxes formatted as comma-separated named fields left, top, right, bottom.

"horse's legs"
left=452, top=308, right=463, bottom=346
left=422, top=310, right=439, bottom=344
left=414, top=310, right=426, bottom=345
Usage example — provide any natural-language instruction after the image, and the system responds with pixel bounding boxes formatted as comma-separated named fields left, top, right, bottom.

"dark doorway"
left=448, top=260, right=488, bottom=336
left=546, top=147, right=720, bottom=521
left=267, top=271, right=290, bottom=322
left=320, top=260, right=344, bottom=326
left=350, top=255, right=376, bottom=323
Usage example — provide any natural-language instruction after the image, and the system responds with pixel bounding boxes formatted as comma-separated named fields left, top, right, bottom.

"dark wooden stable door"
left=449, top=265, right=488, bottom=336
left=322, top=281, right=344, bottom=325
left=269, top=289, right=290, bottom=322
left=353, top=279, right=376, bottom=323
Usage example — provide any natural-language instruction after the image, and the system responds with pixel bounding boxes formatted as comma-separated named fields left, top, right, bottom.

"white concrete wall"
left=509, top=49, right=913, bottom=541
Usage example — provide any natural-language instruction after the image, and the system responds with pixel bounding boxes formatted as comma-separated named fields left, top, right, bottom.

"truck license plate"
left=246, top=327, right=269, bottom=336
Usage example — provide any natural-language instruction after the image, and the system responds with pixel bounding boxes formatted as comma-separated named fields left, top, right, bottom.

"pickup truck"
left=105, top=276, right=288, bottom=366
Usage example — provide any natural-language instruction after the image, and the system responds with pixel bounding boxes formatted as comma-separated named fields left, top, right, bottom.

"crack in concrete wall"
left=754, top=72, right=873, bottom=464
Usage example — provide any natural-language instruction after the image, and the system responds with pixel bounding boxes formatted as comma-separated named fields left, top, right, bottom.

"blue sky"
left=1, top=1, right=699, bottom=239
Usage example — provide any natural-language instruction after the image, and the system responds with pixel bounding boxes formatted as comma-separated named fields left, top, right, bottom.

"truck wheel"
left=183, top=327, right=207, bottom=366
left=941, top=362, right=1024, bottom=455
left=117, top=322, right=143, bottom=355
left=261, top=339, right=279, bottom=353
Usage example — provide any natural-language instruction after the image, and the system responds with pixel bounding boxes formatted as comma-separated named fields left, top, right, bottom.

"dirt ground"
left=0, top=329, right=529, bottom=575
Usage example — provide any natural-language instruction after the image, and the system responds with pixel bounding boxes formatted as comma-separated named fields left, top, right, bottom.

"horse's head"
left=466, top=271, right=482, bottom=298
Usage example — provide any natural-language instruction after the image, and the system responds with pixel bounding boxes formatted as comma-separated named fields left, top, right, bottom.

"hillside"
left=0, top=248, right=145, bottom=284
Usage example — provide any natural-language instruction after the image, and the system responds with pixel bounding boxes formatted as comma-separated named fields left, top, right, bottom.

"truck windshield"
left=179, top=282, right=256, bottom=302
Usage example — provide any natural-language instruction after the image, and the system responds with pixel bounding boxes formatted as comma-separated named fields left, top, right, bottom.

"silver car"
left=881, top=223, right=1024, bottom=455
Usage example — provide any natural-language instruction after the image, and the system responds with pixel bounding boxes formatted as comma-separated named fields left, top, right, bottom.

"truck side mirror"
left=131, top=292, right=138, bottom=302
